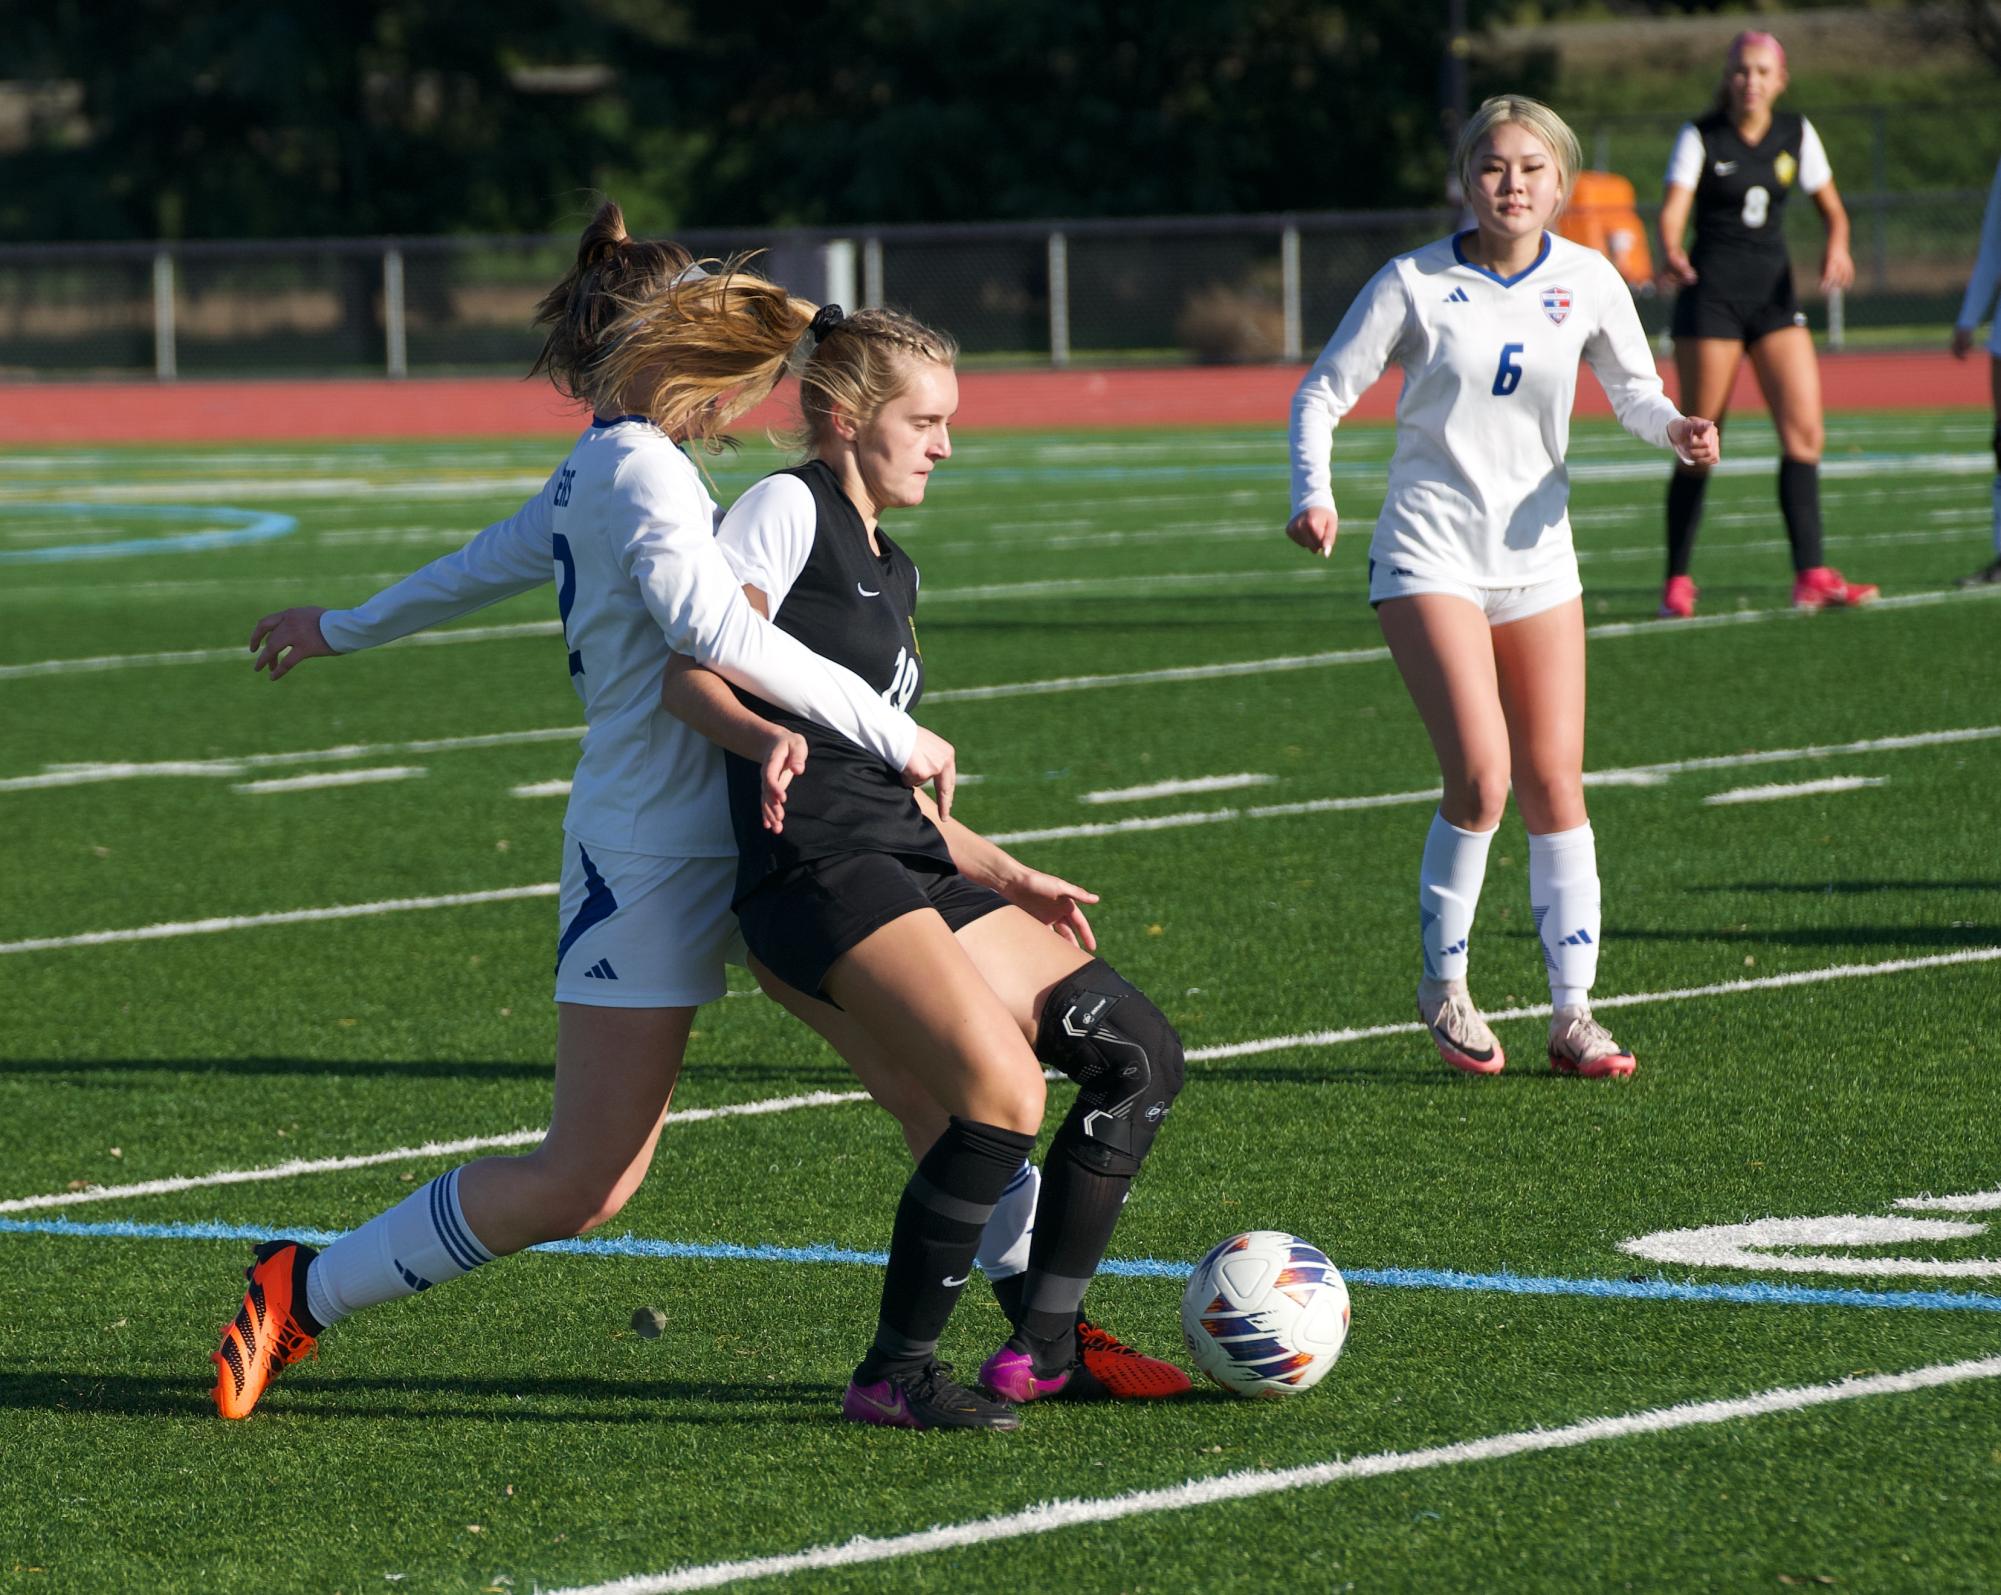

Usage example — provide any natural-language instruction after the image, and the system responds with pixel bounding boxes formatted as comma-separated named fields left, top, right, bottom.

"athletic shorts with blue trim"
left=1368, top=556, right=1582, bottom=627
left=552, top=834, right=745, bottom=1008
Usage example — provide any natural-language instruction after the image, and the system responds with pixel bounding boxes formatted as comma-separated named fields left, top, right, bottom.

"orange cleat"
left=1065, top=1319, right=1193, bottom=1400
left=1792, top=566, right=1878, bottom=609
left=211, top=1240, right=319, bottom=1419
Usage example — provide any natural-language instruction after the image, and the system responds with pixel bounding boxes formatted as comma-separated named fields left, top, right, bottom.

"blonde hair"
left=1455, top=95, right=1582, bottom=211
left=530, top=200, right=697, bottom=411
left=585, top=254, right=821, bottom=453
left=792, top=308, right=959, bottom=455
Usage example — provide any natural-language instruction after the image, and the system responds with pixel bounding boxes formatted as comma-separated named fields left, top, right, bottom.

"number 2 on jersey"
left=1491, top=342, right=1526, bottom=397
left=552, top=532, right=584, bottom=678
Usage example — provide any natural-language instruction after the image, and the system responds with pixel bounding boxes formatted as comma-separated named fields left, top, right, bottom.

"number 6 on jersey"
left=1491, top=342, right=1525, bottom=397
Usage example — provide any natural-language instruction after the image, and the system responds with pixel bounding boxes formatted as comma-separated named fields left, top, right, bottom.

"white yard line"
left=546, top=1354, right=2001, bottom=1595
left=0, top=1089, right=873, bottom=1215
left=1080, top=773, right=1277, bottom=805
left=1703, top=776, right=1886, bottom=806
left=513, top=779, right=574, bottom=798
left=233, top=766, right=424, bottom=795
left=9, top=948, right=1994, bottom=1215
left=0, top=725, right=581, bottom=793
left=6, top=578, right=1997, bottom=689
left=0, top=884, right=558, bottom=957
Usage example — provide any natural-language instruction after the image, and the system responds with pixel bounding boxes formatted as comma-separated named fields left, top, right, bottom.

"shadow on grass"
left=1681, top=880, right=2001, bottom=896
left=0, top=1369, right=1246, bottom=1423
left=0, top=1056, right=844, bottom=1087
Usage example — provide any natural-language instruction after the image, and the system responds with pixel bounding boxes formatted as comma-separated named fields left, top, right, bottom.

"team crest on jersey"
left=1774, top=151, right=1797, bottom=189
left=1541, top=286, right=1573, bottom=325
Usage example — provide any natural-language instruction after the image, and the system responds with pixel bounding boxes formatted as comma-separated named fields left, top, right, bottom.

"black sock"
left=1666, top=469, right=1708, bottom=579
left=1010, top=1116, right=1135, bottom=1373
left=862, top=1118, right=1035, bottom=1380
left=1779, top=458, right=1823, bottom=572
left=989, top=1270, right=1028, bottom=1325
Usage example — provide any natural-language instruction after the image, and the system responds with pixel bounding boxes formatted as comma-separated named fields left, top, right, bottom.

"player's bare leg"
left=1378, top=594, right=1509, bottom=1073
left=1750, top=326, right=1875, bottom=607
left=1491, top=600, right=1633, bottom=1078
left=1662, top=336, right=1744, bottom=615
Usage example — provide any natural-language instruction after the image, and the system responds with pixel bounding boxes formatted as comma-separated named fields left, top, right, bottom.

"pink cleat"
left=1792, top=566, right=1878, bottom=609
left=1658, top=574, right=1698, bottom=619
left=1418, top=981, right=1505, bottom=1075
left=978, top=1345, right=1071, bottom=1403
left=1548, top=1008, right=1635, bottom=1079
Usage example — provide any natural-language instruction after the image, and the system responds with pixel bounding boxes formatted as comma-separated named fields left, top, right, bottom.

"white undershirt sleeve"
left=616, top=459, right=916, bottom=770
left=318, top=486, right=554, bottom=654
left=714, top=475, right=818, bottom=615
left=1581, top=258, right=1685, bottom=454
left=1797, top=119, right=1833, bottom=195
left=1663, top=123, right=1705, bottom=193
left=1289, top=262, right=1413, bottom=515
left=1957, top=156, right=2001, bottom=333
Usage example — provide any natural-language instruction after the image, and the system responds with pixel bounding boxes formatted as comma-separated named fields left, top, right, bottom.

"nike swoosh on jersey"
left=857, top=582, right=881, bottom=597
left=1713, top=160, right=1738, bottom=175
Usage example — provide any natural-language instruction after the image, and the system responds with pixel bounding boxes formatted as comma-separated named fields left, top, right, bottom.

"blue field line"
left=0, top=503, right=299, bottom=563
left=6, top=1214, right=2001, bottom=1316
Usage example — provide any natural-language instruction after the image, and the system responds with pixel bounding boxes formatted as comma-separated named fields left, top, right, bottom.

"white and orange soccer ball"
left=1179, top=1231, right=1350, bottom=1397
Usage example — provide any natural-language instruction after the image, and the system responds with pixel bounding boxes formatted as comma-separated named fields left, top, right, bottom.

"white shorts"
left=1368, top=557, right=1582, bottom=628
left=552, top=835, right=745, bottom=1009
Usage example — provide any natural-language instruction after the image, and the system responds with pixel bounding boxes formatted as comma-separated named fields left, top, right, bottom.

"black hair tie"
left=809, top=304, right=846, bottom=343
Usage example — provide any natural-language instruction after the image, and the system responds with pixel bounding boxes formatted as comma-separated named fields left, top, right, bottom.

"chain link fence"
left=0, top=188, right=1987, bottom=381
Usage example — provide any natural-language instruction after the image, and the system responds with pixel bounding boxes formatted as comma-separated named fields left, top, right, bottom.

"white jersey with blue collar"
left=319, top=417, right=916, bottom=857
left=1291, top=232, right=1684, bottom=588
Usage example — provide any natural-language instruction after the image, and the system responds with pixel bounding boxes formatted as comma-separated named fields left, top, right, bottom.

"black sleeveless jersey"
left=722, top=459, right=949, bottom=902
left=1686, top=108, right=1810, bottom=270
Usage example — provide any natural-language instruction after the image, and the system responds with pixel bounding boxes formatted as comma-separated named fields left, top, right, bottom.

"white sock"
left=1529, top=823, right=1602, bottom=1011
left=1418, top=811, right=1495, bottom=989
left=305, top=1165, right=497, bottom=1329
left=975, top=1159, right=1038, bottom=1280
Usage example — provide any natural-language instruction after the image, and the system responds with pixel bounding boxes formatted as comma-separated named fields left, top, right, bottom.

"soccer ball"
left=1180, top=1231, right=1350, bottom=1397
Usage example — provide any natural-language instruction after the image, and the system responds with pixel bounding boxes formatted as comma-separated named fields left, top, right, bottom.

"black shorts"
left=1671, top=257, right=1807, bottom=345
left=735, top=850, right=1009, bottom=1000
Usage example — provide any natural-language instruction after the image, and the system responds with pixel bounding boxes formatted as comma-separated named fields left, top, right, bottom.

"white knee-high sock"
left=1529, top=823, right=1602, bottom=1011
left=305, top=1165, right=497, bottom=1329
left=975, top=1160, right=1039, bottom=1280
left=1419, top=812, right=1495, bottom=988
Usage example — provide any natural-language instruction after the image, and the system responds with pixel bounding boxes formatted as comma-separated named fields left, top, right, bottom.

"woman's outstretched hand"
left=248, top=607, right=334, bottom=680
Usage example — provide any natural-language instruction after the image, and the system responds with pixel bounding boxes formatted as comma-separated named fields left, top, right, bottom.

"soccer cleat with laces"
left=842, top=1359, right=1020, bottom=1431
left=211, top=1239, right=320, bottom=1419
left=1957, top=557, right=2001, bottom=589
left=1063, top=1319, right=1192, bottom=1400
left=1547, top=1008, right=1636, bottom=1079
left=1791, top=565, right=1878, bottom=609
left=1657, top=574, right=1698, bottom=619
left=1418, top=981, right=1505, bottom=1075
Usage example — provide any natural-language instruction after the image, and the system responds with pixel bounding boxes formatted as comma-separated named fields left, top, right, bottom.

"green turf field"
left=2, top=414, right=1999, bottom=1593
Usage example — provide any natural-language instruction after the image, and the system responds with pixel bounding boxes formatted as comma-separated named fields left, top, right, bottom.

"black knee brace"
left=1034, top=959, right=1184, bottom=1177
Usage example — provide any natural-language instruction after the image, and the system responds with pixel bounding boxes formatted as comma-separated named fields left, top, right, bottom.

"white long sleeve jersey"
left=1291, top=232, right=1684, bottom=587
left=319, top=417, right=917, bottom=857
left=1956, top=156, right=2001, bottom=354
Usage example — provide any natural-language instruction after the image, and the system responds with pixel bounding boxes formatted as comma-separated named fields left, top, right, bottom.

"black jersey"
left=1675, top=109, right=1824, bottom=271
left=719, top=459, right=949, bottom=902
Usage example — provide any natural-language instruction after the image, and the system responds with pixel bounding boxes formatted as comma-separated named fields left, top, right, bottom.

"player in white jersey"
left=1951, top=152, right=2001, bottom=588
left=1288, top=96, right=1719, bottom=1080
left=211, top=205, right=958, bottom=1419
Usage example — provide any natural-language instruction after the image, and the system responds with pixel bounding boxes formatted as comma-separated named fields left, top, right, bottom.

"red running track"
left=0, top=351, right=1984, bottom=444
